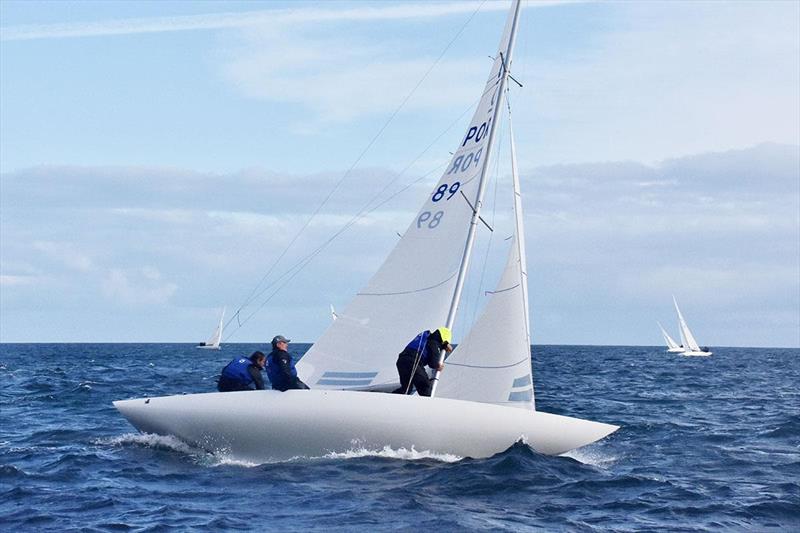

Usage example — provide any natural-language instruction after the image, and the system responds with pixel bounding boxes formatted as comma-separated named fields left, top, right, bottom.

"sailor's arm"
left=249, top=365, right=266, bottom=390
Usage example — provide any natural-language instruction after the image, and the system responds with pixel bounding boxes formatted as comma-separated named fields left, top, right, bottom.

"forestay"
left=297, top=5, right=520, bottom=391
left=437, top=111, right=534, bottom=410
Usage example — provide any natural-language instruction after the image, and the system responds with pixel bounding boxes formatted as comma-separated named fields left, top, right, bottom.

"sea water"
left=1, top=344, right=797, bottom=531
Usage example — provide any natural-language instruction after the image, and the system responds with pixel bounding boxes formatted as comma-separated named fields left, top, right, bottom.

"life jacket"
left=221, top=357, right=255, bottom=388
left=266, top=349, right=297, bottom=388
left=403, top=330, right=432, bottom=364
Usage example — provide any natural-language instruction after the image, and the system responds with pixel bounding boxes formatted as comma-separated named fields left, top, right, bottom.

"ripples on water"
left=1, top=344, right=797, bottom=531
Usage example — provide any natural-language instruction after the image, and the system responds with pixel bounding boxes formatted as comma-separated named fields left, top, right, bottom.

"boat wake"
left=322, top=444, right=463, bottom=463
left=101, top=433, right=464, bottom=466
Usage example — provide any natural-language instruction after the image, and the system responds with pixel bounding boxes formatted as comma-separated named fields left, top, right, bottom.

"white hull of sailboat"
left=195, top=345, right=221, bottom=350
left=114, top=390, right=618, bottom=461
left=667, top=347, right=685, bottom=353
left=682, top=350, right=712, bottom=357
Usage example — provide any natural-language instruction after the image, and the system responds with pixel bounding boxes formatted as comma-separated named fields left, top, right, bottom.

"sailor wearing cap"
left=393, top=327, right=453, bottom=397
left=266, top=335, right=310, bottom=391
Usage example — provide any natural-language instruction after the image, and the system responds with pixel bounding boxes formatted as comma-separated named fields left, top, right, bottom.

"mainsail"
left=297, top=2, right=522, bottom=391
left=437, top=109, right=533, bottom=410
left=673, top=296, right=701, bottom=352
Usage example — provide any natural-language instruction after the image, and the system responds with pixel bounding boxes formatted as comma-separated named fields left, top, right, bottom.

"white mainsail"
left=197, top=307, right=225, bottom=350
left=437, top=110, right=533, bottom=410
left=297, top=3, right=520, bottom=391
left=657, top=321, right=682, bottom=351
left=673, top=296, right=701, bottom=352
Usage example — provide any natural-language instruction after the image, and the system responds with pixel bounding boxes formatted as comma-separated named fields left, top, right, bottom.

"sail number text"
left=417, top=181, right=461, bottom=230
left=461, top=118, right=492, bottom=147
left=447, top=148, right=482, bottom=176
left=432, top=182, right=460, bottom=202
left=418, top=210, right=444, bottom=229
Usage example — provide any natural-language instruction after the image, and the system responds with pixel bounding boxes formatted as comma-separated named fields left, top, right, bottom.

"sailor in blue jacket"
left=266, top=335, right=310, bottom=391
left=217, top=351, right=266, bottom=392
left=393, top=327, right=453, bottom=397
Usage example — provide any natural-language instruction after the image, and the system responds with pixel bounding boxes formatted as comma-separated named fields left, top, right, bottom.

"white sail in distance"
left=297, top=4, right=520, bottom=391
left=658, top=321, right=681, bottom=350
left=673, top=297, right=701, bottom=352
left=198, top=307, right=225, bottom=349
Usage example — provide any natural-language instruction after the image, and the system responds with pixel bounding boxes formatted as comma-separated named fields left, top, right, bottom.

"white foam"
left=99, top=434, right=463, bottom=466
left=98, top=432, right=201, bottom=456
left=560, top=446, right=618, bottom=468
left=323, top=444, right=463, bottom=463
left=204, top=455, right=262, bottom=468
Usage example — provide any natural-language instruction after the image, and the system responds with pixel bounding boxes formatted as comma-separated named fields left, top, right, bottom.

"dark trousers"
left=217, top=376, right=249, bottom=392
left=393, top=355, right=432, bottom=397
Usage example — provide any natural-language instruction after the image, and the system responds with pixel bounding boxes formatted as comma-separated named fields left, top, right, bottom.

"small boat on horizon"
left=196, top=307, right=225, bottom=350
left=673, top=297, right=712, bottom=356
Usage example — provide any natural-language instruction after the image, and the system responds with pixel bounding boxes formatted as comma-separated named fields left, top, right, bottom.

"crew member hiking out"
left=217, top=351, right=266, bottom=392
left=266, top=335, right=310, bottom=391
left=393, top=327, right=453, bottom=397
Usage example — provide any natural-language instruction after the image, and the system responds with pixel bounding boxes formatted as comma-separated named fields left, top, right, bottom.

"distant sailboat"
left=672, top=297, right=711, bottom=356
left=196, top=307, right=225, bottom=350
left=658, top=321, right=685, bottom=353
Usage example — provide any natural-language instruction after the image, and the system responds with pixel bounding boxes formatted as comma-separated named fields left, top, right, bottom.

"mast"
left=431, top=0, right=523, bottom=396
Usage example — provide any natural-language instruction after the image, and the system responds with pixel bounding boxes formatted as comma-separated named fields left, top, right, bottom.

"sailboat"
left=673, top=297, right=712, bottom=356
left=115, top=0, right=618, bottom=462
left=658, top=321, right=685, bottom=353
left=196, top=307, right=225, bottom=350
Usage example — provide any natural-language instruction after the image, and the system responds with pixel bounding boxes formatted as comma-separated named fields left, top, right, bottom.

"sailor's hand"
left=437, top=362, right=445, bottom=371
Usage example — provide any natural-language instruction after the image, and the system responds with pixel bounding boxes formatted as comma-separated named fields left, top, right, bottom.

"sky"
left=1, top=0, right=798, bottom=347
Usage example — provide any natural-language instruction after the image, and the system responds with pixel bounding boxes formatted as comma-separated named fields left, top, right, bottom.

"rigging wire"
left=223, top=82, right=490, bottom=340
left=224, top=160, right=447, bottom=339
left=225, top=0, right=490, bottom=335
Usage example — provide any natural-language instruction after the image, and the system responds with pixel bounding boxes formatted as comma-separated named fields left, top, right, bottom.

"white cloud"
left=101, top=268, right=177, bottom=306
left=1, top=144, right=797, bottom=344
left=520, top=2, right=800, bottom=165
left=0, top=274, right=43, bottom=287
left=32, top=240, right=95, bottom=272
left=0, top=2, right=540, bottom=42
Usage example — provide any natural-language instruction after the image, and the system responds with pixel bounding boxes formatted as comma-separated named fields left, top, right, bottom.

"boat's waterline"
left=114, top=390, right=618, bottom=462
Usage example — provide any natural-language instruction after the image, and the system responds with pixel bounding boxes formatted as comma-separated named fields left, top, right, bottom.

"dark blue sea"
left=1, top=344, right=798, bottom=531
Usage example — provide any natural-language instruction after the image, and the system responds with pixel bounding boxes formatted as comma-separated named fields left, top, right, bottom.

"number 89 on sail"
left=417, top=181, right=460, bottom=230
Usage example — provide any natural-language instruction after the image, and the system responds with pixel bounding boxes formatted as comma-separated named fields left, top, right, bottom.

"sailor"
left=217, top=351, right=266, bottom=392
left=393, top=327, right=453, bottom=397
left=266, top=335, right=310, bottom=391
